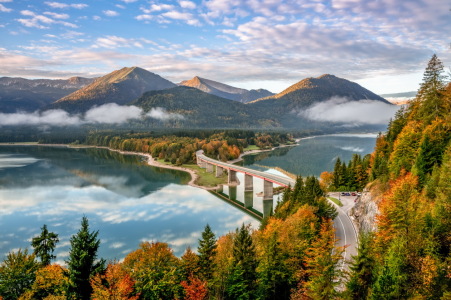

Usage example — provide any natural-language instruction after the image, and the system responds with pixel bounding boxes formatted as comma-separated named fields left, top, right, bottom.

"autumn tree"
left=0, top=249, right=39, bottom=300
left=91, top=262, right=139, bottom=300
left=180, top=275, right=208, bottom=300
left=31, top=224, right=59, bottom=266
left=298, top=221, right=343, bottom=300
left=66, top=216, right=105, bottom=300
left=28, top=264, right=69, bottom=299
left=122, top=241, right=182, bottom=299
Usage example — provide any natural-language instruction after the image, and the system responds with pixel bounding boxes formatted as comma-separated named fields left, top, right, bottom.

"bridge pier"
left=263, top=180, right=273, bottom=200
left=206, top=163, right=214, bottom=173
left=244, top=191, right=253, bottom=209
left=228, top=169, right=237, bottom=184
left=263, top=199, right=273, bottom=218
left=229, top=186, right=237, bottom=200
left=216, top=166, right=223, bottom=177
left=244, top=174, right=253, bottom=192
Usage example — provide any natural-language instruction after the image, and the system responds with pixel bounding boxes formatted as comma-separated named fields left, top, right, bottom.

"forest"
left=0, top=54, right=450, bottom=299
left=85, top=130, right=293, bottom=164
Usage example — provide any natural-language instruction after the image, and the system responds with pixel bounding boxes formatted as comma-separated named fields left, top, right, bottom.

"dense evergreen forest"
left=0, top=55, right=450, bottom=299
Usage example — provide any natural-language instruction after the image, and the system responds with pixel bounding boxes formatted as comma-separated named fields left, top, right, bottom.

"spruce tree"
left=415, top=54, right=447, bottom=121
left=31, top=224, right=59, bottom=266
left=197, top=224, right=217, bottom=281
left=66, top=216, right=105, bottom=300
left=346, top=232, right=375, bottom=299
left=227, top=224, right=257, bottom=299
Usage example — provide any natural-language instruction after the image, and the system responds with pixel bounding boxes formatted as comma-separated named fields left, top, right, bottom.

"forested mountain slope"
left=344, top=54, right=451, bottom=299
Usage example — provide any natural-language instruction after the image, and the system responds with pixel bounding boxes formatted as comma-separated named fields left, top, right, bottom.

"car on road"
left=351, top=192, right=357, bottom=196
left=341, top=192, right=346, bottom=196
left=345, top=192, right=351, bottom=196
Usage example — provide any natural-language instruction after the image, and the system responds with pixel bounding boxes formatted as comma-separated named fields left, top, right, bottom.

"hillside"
left=52, top=67, right=176, bottom=112
left=131, top=86, right=280, bottom=128
left=0, top=76, right=93, bottom=112
left=179, top=76, right=273, bottom=103
left=343, top=55, right=451, bottom=299
left=250, top=74, right=389, bottom=110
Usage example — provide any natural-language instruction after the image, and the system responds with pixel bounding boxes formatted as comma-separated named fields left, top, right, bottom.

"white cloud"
left=299, top=96, right=398, bottom=125
left=0, top=0, right=13, bottom=2
left=146, top=107, right=184, bottom=121
left=84, top=103, right=143, bottom=124
left=0, top=110, right=81, bottom=126
left=44, top=2, right=88, bottom=9
left=179, top=0, right=196, bottom=9
left=103, top=10, right=119, bottom=17
left=141, top=3, right=174, bottom=13
left=93, top=35, right=144, bottom=49
left=0, top=3, right=12, bottom=12
left=44, top=12, right=70, bottom=19
left=120, top=0, right=137, bottom=2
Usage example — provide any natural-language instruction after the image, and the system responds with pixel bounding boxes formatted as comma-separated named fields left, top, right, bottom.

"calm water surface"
left=0, top=146, right=258, bottom=263
left=243, top=134, right=378, bottom=176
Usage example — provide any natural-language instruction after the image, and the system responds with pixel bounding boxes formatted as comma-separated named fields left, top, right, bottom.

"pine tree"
left=66, top=216, right=105, bottom=300
left=227, top=224, right=258, bottom=300
left=31, top=224, right=59, bottom=266
left=197, top=224, right=217, bottom=282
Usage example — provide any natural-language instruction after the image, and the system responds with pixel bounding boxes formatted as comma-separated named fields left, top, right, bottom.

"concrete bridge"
left=196, top=150, right=295, bottom=218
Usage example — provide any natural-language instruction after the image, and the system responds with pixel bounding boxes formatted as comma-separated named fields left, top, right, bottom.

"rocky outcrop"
left=350, top=181, right=386, bottom=234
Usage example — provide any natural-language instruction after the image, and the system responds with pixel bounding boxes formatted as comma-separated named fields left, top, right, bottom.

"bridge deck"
left=197, top=152, right=296, bottom=187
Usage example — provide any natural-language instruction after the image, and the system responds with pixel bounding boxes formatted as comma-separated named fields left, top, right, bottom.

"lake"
left=0, top=146, right=259, bottom=263
left=0, top=134, right=377, bottom=262
left=242, top=134, right=378, bottom=177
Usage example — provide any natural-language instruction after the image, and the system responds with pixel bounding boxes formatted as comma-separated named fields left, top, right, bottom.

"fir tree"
left=66, top=216, right=105, bottom=300
left=31, top=224, right=59, bottom=266
left=197, top=224, right=217, bottom=282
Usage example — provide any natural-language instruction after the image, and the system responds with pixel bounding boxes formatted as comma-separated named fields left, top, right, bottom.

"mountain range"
left=0, top=76, right=93, bottom=113
left=0, top=67, right=392, bottom=129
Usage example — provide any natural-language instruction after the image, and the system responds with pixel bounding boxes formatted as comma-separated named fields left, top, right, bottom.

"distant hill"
left=248, top=74, right=391, bottom=128
left=52, top=67, right=176, bottom=112
left=179, top=76, right=274, bottom=103
left=0, top=76, right=93, bottom=113
left=132, top=86, right=280, bottom=128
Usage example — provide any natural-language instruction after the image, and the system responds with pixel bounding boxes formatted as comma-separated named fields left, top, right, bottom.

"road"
left=328, top=192, right=359, bottom=271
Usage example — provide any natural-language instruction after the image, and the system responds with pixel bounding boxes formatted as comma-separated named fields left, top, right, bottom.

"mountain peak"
left=53, top=66, right=176, bottom=111
left=179, top=76, right=274, bottom=103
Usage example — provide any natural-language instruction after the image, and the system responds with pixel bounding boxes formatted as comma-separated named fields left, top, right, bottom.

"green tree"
left=346, top=232, right=375, bottom=299
left=66, top=216, right=105, bottom=300
left=257, top=232, right=290, bottom=300
left=0, top=249, right=40, bottom=300
left=31, top=224, right=59, bottom=266
left=371, top=237, right=410, bottom=300
left=227, top=224, right=257, bottom=300
left=197, top=224, right=217, bottom=282
left=415, top=54, right=447, bottom=121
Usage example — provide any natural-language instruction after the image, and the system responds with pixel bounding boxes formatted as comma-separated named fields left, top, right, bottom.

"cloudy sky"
left=0, top=0, right=449, bottom=94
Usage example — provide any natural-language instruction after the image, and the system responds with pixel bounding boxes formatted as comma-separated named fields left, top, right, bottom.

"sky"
left=0, top=0, right=450, bottom=94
